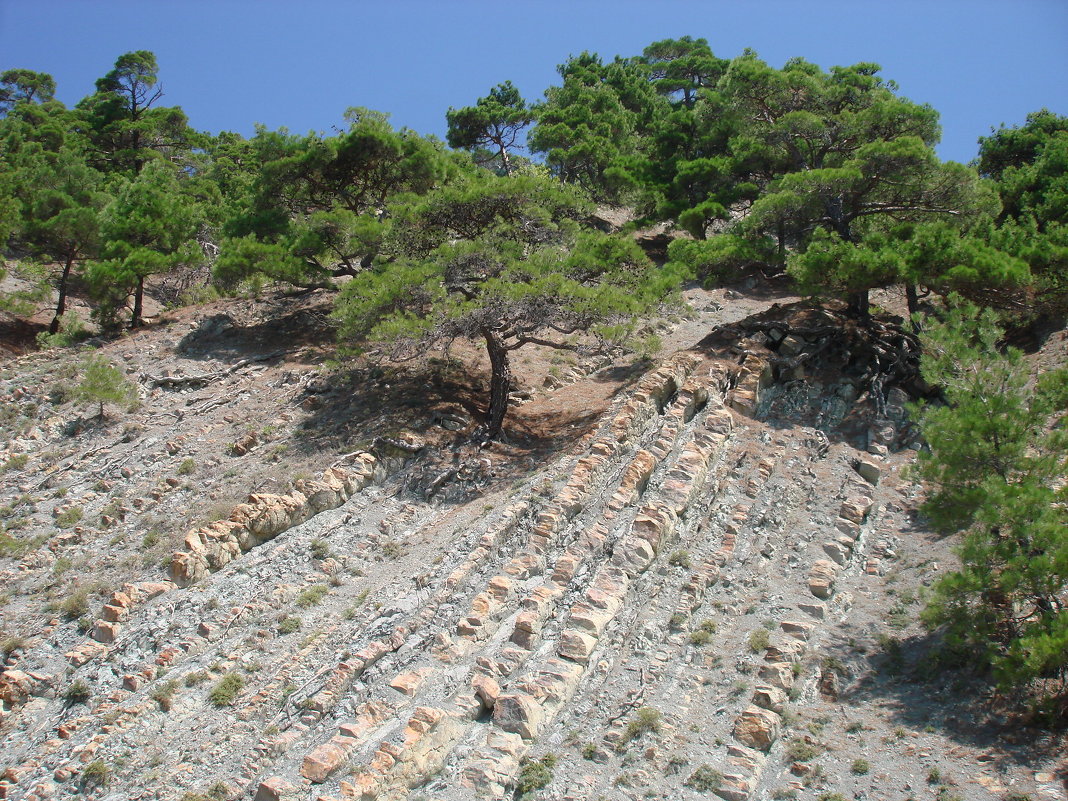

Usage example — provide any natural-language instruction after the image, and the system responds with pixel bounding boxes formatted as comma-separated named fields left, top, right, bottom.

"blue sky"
left=2, top=0, right=1065, bottom=164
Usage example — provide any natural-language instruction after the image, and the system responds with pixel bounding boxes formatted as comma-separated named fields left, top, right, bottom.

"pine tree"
left=912, top=297, right=1068, bottom=701
left=74, top=354, right=138, bottom=419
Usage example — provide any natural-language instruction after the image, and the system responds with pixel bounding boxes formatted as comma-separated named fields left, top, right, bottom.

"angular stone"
left=808, top=560, right=837, bottom=599
left=301, top=736, right=356, bottom=783
left=839, top=496, right=873, bottom=524
left=797, top=602, right=825, bottom=620
left=854, top=458, right=881, bottom=485
left=493, top=692, right=543, bottom=739
left=752, top=685, right=788, bottom=714
left=779, top=620, right=814, bottom=640
left=472, top=674, right=500, bottom=710
left=822, top=540, right=849, bottom=566
left=733, top=705, right=782, bottom=751
left=91, top=620, right=120, bottom=643
left=254, top=777, right=292, bottom=801
left=757, top=662, right=795, bottom=691
left=557, top=629, right=597, bottom=663
left=389, top=670, right=428, bottom=696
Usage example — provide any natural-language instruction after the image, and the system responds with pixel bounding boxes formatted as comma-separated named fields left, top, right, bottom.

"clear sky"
left=1, top=0, right=1065, bottom=164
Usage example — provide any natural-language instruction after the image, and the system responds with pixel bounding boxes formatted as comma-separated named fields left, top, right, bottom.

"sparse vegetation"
left=278, top=616, right=301, bottom=634
left=295, top=583, right=328, bottom=608
left=668, top=549, right=691, bottom=568
left=748, top=627, right=770, bottom=652
left=64, top=679, right=91, bottom=704
left=515, top=753, right=557, bottom=795
left=684, top=765, right=723, bottom=791
left=151, top=679, right=179, bottom=711
left=618, top=706, right=662, bottom=749
left=208, top=673, right=245, bottom=707
left=851, top=758, right=870, bottom=775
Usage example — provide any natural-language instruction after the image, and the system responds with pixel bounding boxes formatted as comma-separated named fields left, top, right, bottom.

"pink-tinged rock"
left=568, top=603, right=614, bottom=636
left=779, top=620, right=814, bottom=640
left=752, top=685, right=787, bottom=713
left=733, top=705, right=782, bottom=751
left=757, top=662, right=794, bottom=691
left=557, top=628, right=597, bottom=663
left=808, top=560, right=837, bottom=599
left=493, top=692, right=544, bottom=739
left=254, top=777, right=292, bottom=801
left=91, top=620, right=120, bottom=643
left=472, top=674, right=500, bottom=710
left=389, top=669, right=429, bottom=696
left=301, top=736, right=356, bottom=783
left=101, top=604, right=128, bottom=623
left=839, top=496, right=873, bottom=524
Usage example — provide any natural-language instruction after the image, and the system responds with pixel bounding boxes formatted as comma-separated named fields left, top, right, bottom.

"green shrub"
left=748, top=627, right=770, bottom=652
left=278, top=616, right=301, bottom=634
left=684, top=765, right=723, bottom=791
left=82, top=759, right=110, bottom=787
left=152, top=679, right=179, bottom=711
left=177, top=458, right=196, bottom=476
left=208, top=673, right=244, bottom=707
left=1, top=453, right=29, bottom=473
left=516, top=754, right=557, bottom=794
left=295, top=584, right=328, bottom=608
left=61, top=588, right=90, bottom=619
left=310, top=539, right=331, bottom=560
left=668, top=550, right=691, bottom=568
left=618, top=706, right=661, bottom=749
left=688, top=629, right=713, bottom=646
left=784, top=737, right=821, bottom=762
left=185, top=670, right=209, bottom=687
left=55, top=506, right=83, bottom=528
left=851, top=758, right=870, bottom=775
left=74, top=355, right=138, bottom=419
left=64, top=679, right=91, bottom=704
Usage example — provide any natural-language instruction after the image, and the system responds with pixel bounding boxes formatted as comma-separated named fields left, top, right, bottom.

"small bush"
left=784, top=737, right=821, bottom=762
left=278, top=616, right=301, bottom=634
left=61, top=588, right=90, bottom=619
left=185, top=670, right=209, bottom=687
left=684, top=765, right=723, bottom=791
left=55, top=506, right=83, bottom=528
left=208, top=673, right=245, bottom=707
left=1, top=453, right=29, bottom=473
left=82, top=759, right=110, bottom=787
left=152, top=679, right=179, bottom=711
left=309, top=539, right=331, bottom=560
left=177, top=458, right=196, bottom=476
left=65, top=679, right=91, bottom=704
left=1, top=635, right=27, bottom=657
left=668, top=550, right=691, bottom=568
left=295, top=584, right=328, bottom=608
left=748, top=628, right=770, bottom=652
left=580, top=742, right=598, bottom=760
left=618, top=706, right=661, bottom=749
left=689, top=629, right=714, bottom=647
left=516, top=754, right=557, bottom=794
left=851, top=758, right=870, bottom=775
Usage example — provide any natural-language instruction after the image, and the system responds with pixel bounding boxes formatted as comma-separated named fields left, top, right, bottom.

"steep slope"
left=0, top=287, right=1065, bottom=801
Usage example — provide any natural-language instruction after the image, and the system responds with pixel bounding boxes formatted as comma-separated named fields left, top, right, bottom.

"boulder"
left=733, top=705, right=782, bottom=751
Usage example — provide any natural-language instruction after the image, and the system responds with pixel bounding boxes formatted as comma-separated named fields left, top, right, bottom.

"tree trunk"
left=49, top=253, right=75, bottom=335
left=481, top=328, right=511, bottom=440
left=905, top=284, right=921, bottom=332
left=499, top=143, right=512, bottom=177
left=131, top=275, right=145, bottom=328
left=847, top=290, right=870, bottom=320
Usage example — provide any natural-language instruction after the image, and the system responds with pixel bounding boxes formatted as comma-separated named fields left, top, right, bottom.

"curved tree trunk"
left=481, top=327, right=511, bottom=440
left=847, top=290, right=870, bottom=320
left=131, top=275, right=145, bottom=328
left=49, top=253, right=75, bottom=335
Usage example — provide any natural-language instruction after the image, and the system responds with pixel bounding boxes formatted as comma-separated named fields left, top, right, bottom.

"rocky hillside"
left=0, top=285, right=1065, bottom=801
